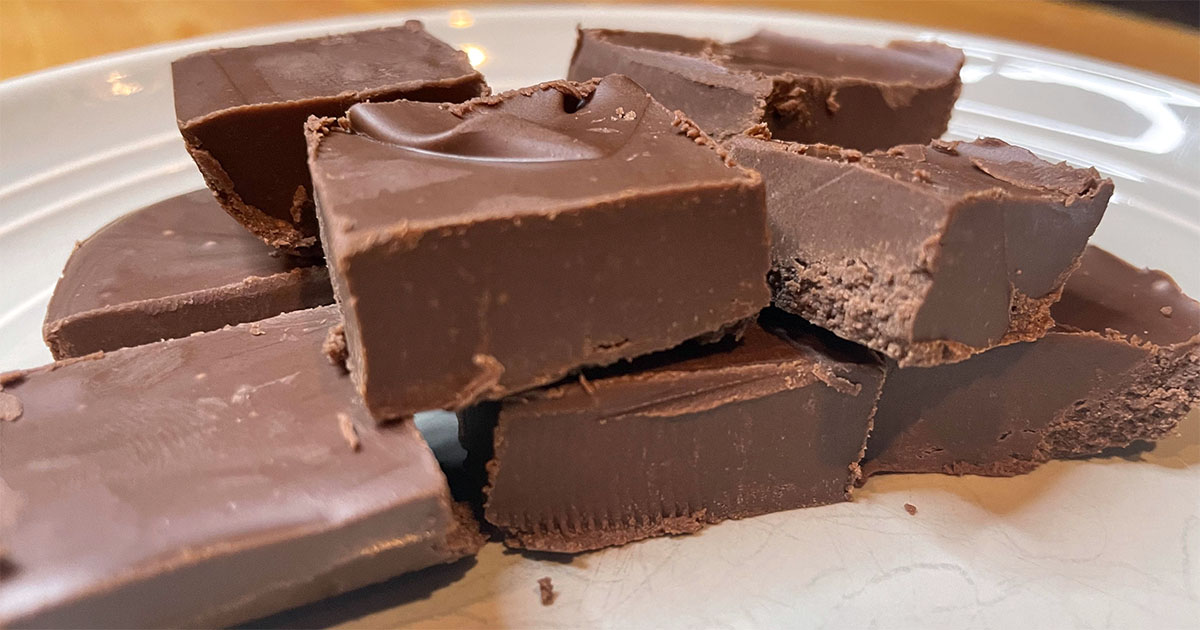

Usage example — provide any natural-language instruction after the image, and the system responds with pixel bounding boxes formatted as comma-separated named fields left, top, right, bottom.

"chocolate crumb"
left=1161, top=306, right=1173, bottom=317
left=930, top=139, right=959, bottom=156
left=338, top=412, right=361, bottom=452
left=578, top=373, right=596, bottom=396
left=248, top=322, right=265, bottom=336
left=904, top=503, right=918, bottom=516
left=538, top=577, right=557, bottom=605
left=0, top=392, right=22, bottom=422
left=912, top=169, right=933, bottom=184
left=825, top=90, right=841, bottom=114
left=323, top=324, right=349, bottom=371
left=744, top=123, right=771, bottom=140
left=0, top=371, right=26, bottom=387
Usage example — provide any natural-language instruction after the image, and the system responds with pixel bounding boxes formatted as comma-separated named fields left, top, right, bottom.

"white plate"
left=2, top=5, right=1198, bottom=629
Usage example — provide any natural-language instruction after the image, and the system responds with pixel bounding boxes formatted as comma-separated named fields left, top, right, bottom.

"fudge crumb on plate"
left=538, top=577, right=557, bottom=606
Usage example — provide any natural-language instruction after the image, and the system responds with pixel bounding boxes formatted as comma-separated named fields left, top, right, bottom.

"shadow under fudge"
left=0, top=307, right=484, bottom=628
left=236, top=558, right=477, bottom=630
left=42, top=190, right=333, bottom=359
left=172, top=21, right=487, bottom=252
left=863, top=246, right=1200, bottom=478
left=307, top=75, right=772, bottom=421
left=459, top=309, right=886, bottom=553
left=568, top=28, right=964, bottom=151
left=727, top=136, right=1113, bottom=367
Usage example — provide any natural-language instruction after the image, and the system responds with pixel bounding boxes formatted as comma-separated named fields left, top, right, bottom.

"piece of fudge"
left=43, top=191, right=333, bottom=359
left=569, top=28, right=963, bottom=150
left=726, top=136, right=1113, bottom=366
left=173, top=21, right=487, bottom=251
left=307, top=75, right=771, bottom=420
left=459, top=309, right=885, bottom=553
left=0, top=307, right=485, bottom=628
left=863, top=247, right=1200, bottom=477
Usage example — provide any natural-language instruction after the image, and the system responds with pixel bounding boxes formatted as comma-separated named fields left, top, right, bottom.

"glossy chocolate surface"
left=726, top=136, right=1112, bottom=366
left=462, top=309, right=885, bottom=553
left=863, top=247, right=1200, bottom=477
left=43, top=191, right=332, bottom=358
left=1, top=307, right=483, bottom=628
left=568, top=28, right=963, bottom=150
left=308, top=75, right=770, bottom=420
left=173, top=21, right=486, bottom=251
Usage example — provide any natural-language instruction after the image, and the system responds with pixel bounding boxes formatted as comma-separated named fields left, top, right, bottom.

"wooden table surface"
left=2, top=0, right=1198, bottom=83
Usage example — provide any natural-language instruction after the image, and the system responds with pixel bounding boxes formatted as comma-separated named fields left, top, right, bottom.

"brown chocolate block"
left=307, top=75, right=770, bottom=421
left=0, top=306, right=485, bottom=628
left=173, top=21, right=487, bottom=252
left=459, top=309, right=885, bottom=553
left=863, top=246, right=1200, bottom=477
left=568, top=28, right=963, bottom=150
left=42, top=190, right=333, bottom=359
left=726, top=136, right=1113, bottom=367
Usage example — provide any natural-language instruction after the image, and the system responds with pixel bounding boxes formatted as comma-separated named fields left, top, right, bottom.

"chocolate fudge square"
left=727, top=136, right=1112, bottom=366
left=173, top=21, right=487, bottom=251
left=43, top=191, right=332, bottom=359
left=0, top=307, right=484, bottom=628
left=307, top=75, right=770, bottom=420
left=863, top=247, right=1200, bottom=477
left=459, top=309, right=885, bottom=553
left=569, top=28, right=963, bottom=150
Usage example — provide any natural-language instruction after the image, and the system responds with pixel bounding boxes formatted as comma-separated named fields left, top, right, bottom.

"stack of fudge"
left=2, top=21, right=1197, bottom=627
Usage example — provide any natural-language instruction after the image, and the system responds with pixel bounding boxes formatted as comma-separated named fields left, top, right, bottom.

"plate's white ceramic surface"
left=1, top=5, right=1198, bottom=629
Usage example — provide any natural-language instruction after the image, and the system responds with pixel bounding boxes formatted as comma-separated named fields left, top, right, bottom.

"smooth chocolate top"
left=514, top=309, right=882, bottom=414
left=1053, top=246, right=1200, bottom=347
left=575, top=28, right=963, bottom=93
left=866, top=137, right=1110, bottom=298
left=743, top=137, right=1109, bottom=209
left=309, top=75, right=757, bottom=238
left=871, top=139, right=1107, bottom=201
left=45, top=190, right=319, bottom=318
left=725, top=31, right=965, bottom=87
left=173, top=21, right=482, bottom=123
left=0, top=307, right=472, bottom=628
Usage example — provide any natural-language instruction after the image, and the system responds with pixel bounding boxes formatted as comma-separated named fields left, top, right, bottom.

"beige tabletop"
left=1, top=0, right=1198, bottom=83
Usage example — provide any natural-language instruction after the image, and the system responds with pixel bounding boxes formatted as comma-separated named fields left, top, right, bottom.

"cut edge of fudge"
left=306, top=75, right=771, bottom=420
left=861, top=246, right=1200, bottom=478
left=173, top=21, right=489, bottom=253
left=1035, top=248, right=1200, bottom=465
left=728, top=134, right=1113, bottom=367
left=462, top=309, right=886, bottom=553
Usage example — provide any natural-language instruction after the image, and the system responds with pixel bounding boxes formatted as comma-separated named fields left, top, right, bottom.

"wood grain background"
left=2, top=0, right=1198, bottom=83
